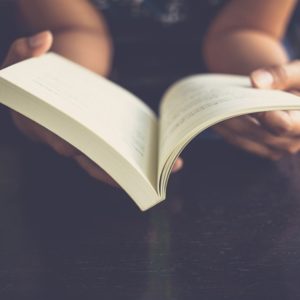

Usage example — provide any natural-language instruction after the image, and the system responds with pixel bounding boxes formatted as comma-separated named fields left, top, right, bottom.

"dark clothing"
left=91, top=0, right=224, bottom=26
left=90, top=0, right=226, bottom=108
left=0, top=1, right=18, bottom=64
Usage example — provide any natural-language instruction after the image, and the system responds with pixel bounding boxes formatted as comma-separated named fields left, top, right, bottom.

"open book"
left=0, top=53, right=300, bottom=210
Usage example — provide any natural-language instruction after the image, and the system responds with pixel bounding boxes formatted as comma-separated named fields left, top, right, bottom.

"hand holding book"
left=213, top=62, right=300, bottom=160
left=2, top=31, right=117, bottom=185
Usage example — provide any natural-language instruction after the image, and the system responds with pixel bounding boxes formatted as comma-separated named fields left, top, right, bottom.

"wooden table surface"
left=1, top=110, right=300, bottom=300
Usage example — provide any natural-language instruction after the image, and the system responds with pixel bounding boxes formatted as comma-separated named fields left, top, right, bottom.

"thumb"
left=2, top=31, right=53, bottom=69
left=250, top=60, right=300, bottom=91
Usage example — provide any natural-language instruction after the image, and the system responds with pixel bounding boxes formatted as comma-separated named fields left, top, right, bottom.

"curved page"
left=159, top=74, right=300, bottom=190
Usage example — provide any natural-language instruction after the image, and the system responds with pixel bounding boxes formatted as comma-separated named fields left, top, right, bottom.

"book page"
left=0, top=53, right=158, bottom=186
left=159, top=74, right=300, bottom=174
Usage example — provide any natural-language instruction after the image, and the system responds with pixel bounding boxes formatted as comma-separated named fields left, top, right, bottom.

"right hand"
left=3, top=31, right=118, bottom=185
left=213, top=62, right=300, bottom=160
left=2, top=31, right=183, bottom=183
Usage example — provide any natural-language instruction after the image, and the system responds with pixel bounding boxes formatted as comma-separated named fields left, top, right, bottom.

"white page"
left=0, top=53, right=158, bottom=185
left=159, top=74, right=300, bottom=173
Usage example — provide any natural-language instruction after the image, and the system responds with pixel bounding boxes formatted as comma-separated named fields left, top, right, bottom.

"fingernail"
left=28, top=32, right=48, bottom=48
left=172, top=158, right=183, bottom=172
left=252, top=70, right=274, bottom=88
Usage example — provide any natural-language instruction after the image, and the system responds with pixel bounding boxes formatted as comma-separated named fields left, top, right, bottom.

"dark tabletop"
left=1, top=109, right=300, bottom=300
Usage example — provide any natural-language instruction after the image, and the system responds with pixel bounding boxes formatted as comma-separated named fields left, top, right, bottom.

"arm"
left=203, top=0, right=296, bottom=74
left=18, top=0, right=112, bottom=75
left=202, top=0, right=300, bottom=160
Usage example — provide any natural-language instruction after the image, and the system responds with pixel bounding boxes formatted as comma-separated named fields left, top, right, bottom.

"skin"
left=204, top=0, right=300, bottom=159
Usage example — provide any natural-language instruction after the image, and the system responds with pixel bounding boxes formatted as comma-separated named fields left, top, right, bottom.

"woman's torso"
left=91, top=0, right=226, bottom=106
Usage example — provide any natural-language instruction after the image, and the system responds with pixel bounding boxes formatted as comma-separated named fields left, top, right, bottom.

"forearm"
left=203, top=30, right=288, bottom=75
left=17, top=0, right=113, bottom=76
left=50, top=28, right=112, bottom=76
left=203, top=0, right=296, bottom=75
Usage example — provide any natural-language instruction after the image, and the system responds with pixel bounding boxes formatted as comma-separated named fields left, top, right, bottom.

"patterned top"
left=91, top=0, right=224, bottom=25
left=90, top=0, right=226, bottom=107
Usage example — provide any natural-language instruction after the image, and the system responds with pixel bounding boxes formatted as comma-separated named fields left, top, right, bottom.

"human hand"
left=2, top=31, right=183, bottom=183
left=213, top=61, right=300, bottom=160
left=3, top=31, right=119, bottom=185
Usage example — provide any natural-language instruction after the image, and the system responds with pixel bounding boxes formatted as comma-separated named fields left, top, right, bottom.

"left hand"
left=214, top=61, right=300, bottom=159
left=250, top=60, right=300, bottom=145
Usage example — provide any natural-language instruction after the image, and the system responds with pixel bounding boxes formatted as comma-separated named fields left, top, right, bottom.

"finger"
left=11, top=111, right=118, bottom=184
left=253, top=110, right=293, bottom=135
left=2, top=31, right=53, bottom=68
left=172, top=157, right=183, bottom=173
left=43, top=133, right=81, bottom=158
left=74, top=154, right=119, bottom=187
left=11, top=111, right=81, bottom=157
left=216, top=115, right=300, bottom=154
left=251, top=60, right=300, bottom=90
left=214, top=125, right=283, bottom=160
left=254, top=110, right=300, bottom=138
left=285, top=110, right=300, bottom=135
